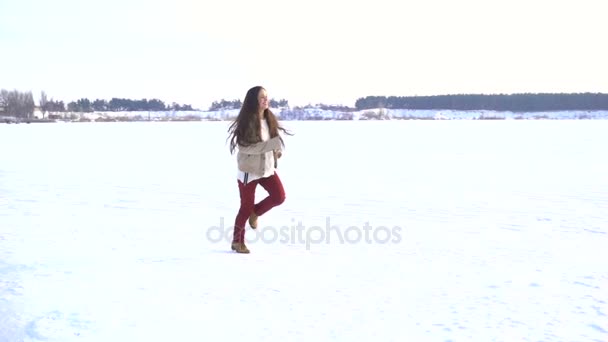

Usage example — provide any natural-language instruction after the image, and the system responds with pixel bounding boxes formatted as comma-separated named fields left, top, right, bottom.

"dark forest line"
left=354, top=93, right=608, bottom=112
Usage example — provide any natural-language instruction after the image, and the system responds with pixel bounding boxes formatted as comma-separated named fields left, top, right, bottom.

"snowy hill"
left=29, top=107, right=608, bottom=122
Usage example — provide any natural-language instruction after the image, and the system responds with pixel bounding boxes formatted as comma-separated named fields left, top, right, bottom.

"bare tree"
left=24, top=91, right=35, bottom=120
left=0, top=89, right=35, bottom=119
left=0, top=90, right=7, bottom=116
left=40, top=91, right=49, bottom=119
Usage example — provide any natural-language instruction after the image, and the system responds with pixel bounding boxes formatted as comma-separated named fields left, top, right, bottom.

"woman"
left=227, top=86, right=292, bottom=253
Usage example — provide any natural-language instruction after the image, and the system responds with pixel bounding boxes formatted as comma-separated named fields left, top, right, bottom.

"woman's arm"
left=238, top=136, right=282, bottom=154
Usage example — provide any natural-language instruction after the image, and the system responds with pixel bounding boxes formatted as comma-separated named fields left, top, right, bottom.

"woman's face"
left=258, top=88, right=269, bottom=111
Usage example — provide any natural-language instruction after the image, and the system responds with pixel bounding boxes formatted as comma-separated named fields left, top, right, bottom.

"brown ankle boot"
left=231, top=242, right=250, bottom=254
left=248, top=211, right=258, bottom=229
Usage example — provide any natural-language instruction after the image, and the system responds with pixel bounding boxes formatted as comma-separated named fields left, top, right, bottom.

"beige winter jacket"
left=236, top=136, right=283, bottom=175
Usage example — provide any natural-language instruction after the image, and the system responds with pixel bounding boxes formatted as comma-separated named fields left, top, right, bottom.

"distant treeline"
left=209, top=98, right=289, bottom=111
left=355, top=93, right=608, bottom=112
left=51, top=97, right=194, bottom=112
left=0, top=89, right=194, bottom=118
left=4, top=89, right=608, bottom=119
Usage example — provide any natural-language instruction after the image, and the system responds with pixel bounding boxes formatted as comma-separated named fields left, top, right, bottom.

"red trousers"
left=233, top=172, right=286, bottom=243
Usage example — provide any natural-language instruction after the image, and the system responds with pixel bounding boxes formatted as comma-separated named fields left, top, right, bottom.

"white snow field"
left=1, top=120, right=607, bottom=342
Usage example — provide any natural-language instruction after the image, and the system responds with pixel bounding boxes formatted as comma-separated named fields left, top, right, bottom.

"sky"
left=1, top=0, right=606, bottom=110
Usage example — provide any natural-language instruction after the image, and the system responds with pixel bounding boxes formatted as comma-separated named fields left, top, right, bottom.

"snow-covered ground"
left=1, top=120, right=607, bottom=341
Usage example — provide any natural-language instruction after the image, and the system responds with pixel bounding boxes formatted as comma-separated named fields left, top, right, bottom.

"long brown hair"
left=227, top=86, right=292, bottom=154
